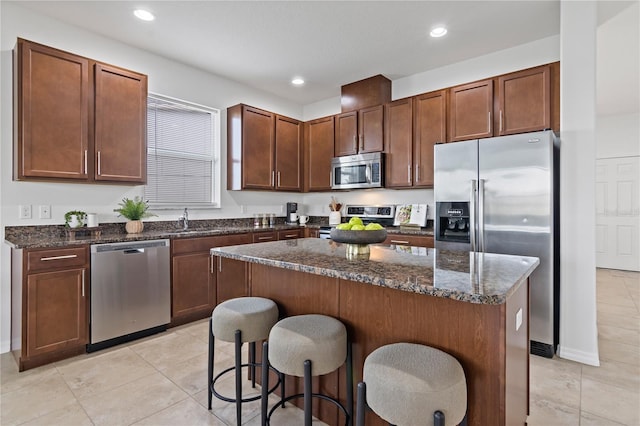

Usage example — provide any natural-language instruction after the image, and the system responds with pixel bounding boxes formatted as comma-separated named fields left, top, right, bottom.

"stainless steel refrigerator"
left=434, top=130, right=559, bottom=357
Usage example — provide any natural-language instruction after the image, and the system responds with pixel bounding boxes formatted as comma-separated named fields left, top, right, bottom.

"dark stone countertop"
left=4, top=219, right=433, bottom=249
left=211, top=238, right=539, bottom=305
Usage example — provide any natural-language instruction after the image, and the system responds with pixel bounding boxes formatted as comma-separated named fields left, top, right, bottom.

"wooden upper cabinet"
left=94, top=64, right=147, bottom=183
left=497, top=64, right=551, bottom=136
left=227, top=104, right=302, bottom=192
left=449, top=79, right=494, bottom=142
left=275, top=115, right=303, bottom=191
left=14, top=39, right=89, bottom=180
left=384, top=98, right=414, bottom=188
left=414, top=90, right=447, bottom=187
left=305, top=116, right=334, bottom=191
left=14, top=38, right=147, bottom=184
left=334, top=106, right=384, bottom=156
left=334, top=111, right=358, bottom=156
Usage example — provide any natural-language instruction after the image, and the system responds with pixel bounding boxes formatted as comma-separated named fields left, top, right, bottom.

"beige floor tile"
left=599, top=324, right=640, bottom=347
left=160, top=350, right=233, bottom=396
left=599, top=338, right=640, bottom=366
left=129, top=330, right=209, bottom=370
left=597, top=291, right=639, bottom=308
left=581, top=377, right=640, bottom=425
left=0, top=370, right=78, bottom=426
left=527, top=397, right=580, bottom=426
left=79, top=372, right=188, bottom=426
left=0, top=354, right=59, bottom=395
left=598, top=301, right=640, bottom=318
left=175, top=318, right=211, bottom=343
left=582, top=359, right=640, bottom=391
left=529, top=356, right=582, bottom=409
left=58, top=346, right=157, bottom=399
left=598, top=310, right=640, bottom=331
left=581, top=411, right=628, bottom=426
left=244, top=401, right=329, bottom=426
left=597, top=280, right=633, bottom=297
left=20, top=401, right=93, bottom=426
left=132, top=397, right=226, bottom=425
left=193, top=372, right=264, bottom=425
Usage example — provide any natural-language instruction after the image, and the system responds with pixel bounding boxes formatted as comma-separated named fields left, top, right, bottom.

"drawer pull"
left=40, top=254, right=78, bottom=261
left=258, top=236, right=274, bottom=240
left=82, top=271, right=85, bottom=297
left=390, top=240, right=409, bottom=244
left=283, top=234, right=296, bottom=238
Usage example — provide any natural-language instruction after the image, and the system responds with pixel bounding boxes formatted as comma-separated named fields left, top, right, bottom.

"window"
left=144, top=93, right=220, bottom=207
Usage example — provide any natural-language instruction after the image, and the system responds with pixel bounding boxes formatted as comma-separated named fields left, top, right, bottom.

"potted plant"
left=64, top=210, right=87, bottom=228
left=113, top=197, right=155, bottom=234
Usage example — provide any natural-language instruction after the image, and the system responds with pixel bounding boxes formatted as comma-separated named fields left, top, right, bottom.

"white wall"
left=597, top=113, right=640, bottom=159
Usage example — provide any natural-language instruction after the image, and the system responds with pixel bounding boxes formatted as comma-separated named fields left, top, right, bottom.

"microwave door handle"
left=365, top=164, right=372, bottom=183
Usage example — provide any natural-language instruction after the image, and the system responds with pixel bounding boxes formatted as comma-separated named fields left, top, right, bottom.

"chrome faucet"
left=178, top=208, right=189, bottom=230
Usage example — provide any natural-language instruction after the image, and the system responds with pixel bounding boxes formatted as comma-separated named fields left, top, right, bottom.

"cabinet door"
left=359, top=105, right=384, bottom=153
left=305, top=116, right=334, bottom=191
left=498, top=65, right=551, bottom=136
left=449, top=79, right=494, bottom=142
left=26, top=268, right=87, bottom=357
left=275, top=115, right=303, bottom=191
left=384, top=98, right=414, bottom=188
left=172, top=253, right=215, bottom=321
left=335, top=111, right=358, bottom=156
left=15, top=39, right=89, bottom=180
left=414, top=90, right=447, bottom=188
left=216, top=257, right=248, bottom=304
left=94, top=63, right=147, bottom=183
left=243, top=106, right=276, bottom=189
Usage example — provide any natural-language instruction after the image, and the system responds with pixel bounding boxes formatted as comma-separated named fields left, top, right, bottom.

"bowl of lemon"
left=330, top=216, right=387, bottom=245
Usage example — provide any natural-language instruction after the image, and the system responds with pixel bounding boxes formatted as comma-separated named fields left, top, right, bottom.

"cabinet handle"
left=390, top=240, right=409, bottom=244
left=218, top=256, right=222, bottom=272
left=488, top=112, right=492, bottom=133
left=258, top=236, right=274, bottom=240
left=415, top=164, right=420, bottom=182
left=277, top=171, right=281, bottom=187
left=283, top=234, right=296, bottom=238
left=271, top=171, right=275, bottom=186
left=210, top=256, right=214, bottom=274
left=353, top=135, right=357, bottom=151
left=407, top=165, right=411, bottom=183
left=82, top=270, right=85, bottom=297
left=41, top=254, right=78, bottom=261
left=500, top=110, right=503, bottom=132
left=84, top=150, right=88, bottom=174
left=359, top=134, right=364, bottom=150
left=97, top=151, right=101, bottom=175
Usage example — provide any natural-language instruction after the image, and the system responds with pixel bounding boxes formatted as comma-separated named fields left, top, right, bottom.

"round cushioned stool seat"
left=211, top=297, right=278, bottom=343
left=268, top=314, right=347, bottom=377
left=364, top=343, right=467, bottom=426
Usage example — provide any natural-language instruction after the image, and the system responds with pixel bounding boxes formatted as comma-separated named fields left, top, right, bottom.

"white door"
left=595, top=156, right=640, bottom=271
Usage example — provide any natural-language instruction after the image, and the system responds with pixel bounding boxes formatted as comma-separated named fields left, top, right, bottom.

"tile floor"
left=1, top=268, right=638, bottom=425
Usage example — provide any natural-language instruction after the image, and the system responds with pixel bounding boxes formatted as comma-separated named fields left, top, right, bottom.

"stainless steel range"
left=319, top=205, right=396, bottom=239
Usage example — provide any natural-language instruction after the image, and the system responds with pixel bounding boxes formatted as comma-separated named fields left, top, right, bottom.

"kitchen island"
left=211, top=238, right=539, bottom=426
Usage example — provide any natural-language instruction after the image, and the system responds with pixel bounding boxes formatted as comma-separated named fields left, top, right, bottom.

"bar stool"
left=261, top=314, right=353, bottom=426
left=208, top=297, right=282, bottom=426
left=356, top=343, right=467, bottom=426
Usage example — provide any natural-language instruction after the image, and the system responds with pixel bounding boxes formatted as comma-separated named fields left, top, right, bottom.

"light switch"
left=516, top=308, right=523, bottom=331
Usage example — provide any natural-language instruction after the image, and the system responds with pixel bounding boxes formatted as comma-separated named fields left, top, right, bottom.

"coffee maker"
left=286, top=202, right=298, bottom=224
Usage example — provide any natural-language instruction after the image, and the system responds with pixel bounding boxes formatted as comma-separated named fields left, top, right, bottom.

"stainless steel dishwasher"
left=89, top=239, right=170, bottom=351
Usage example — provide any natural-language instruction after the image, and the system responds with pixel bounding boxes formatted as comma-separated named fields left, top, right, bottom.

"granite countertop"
left=211, top=238, right=539, bottom=305
left=4, top=220, right=433, bottom=249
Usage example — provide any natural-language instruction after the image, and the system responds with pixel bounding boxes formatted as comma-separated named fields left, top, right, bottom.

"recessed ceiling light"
left=291, top=78, right=305, bottom=86
left=430, top=26, right=448, bottom=38
left=134, top=9, right=155, bottom=21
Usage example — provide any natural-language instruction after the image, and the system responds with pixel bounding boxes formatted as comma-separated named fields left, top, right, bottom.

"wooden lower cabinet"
left=12, top=246, right=89, bottom=371
left=171, top=233, right=251, bottom=325
left=383, top=234, right=434, bottom=248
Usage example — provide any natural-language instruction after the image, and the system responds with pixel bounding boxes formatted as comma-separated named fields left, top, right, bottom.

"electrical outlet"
left=19, top=205, right=32, bottom=219
left=39, top=205, right=51, bottom=219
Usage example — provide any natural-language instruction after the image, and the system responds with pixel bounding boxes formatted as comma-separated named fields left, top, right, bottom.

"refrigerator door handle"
left=470, top=179, right=477, bottom=251
left=478, top=179, right=485, bottom=252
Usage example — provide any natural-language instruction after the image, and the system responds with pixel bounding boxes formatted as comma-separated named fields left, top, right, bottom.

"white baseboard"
left=1, top=338, right=11, bottom=354
left=557, top=344, right=600, bottom=366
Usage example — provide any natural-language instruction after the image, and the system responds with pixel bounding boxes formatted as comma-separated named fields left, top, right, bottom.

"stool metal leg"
left=261, top=341, right=269, bottom=426
left=250, top=341, right=256, bottom=388
left=355, top=382, right=366, bottom=426
left=346, top=341, right=353, bottom=426
left=235, top=330, right=242, bottom=426
left=207, top=318, right=214, bottom=410
left=303, top=360, right=312, bottom=426
left=434, top=410, right=445, bottom=426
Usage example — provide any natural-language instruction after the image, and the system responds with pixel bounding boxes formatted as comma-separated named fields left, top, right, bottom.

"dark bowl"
left=330, top=228, right=387, bottom=244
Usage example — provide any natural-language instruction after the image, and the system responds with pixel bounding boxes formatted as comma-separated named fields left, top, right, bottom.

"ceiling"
left=12, top=1, right=637, bottom=111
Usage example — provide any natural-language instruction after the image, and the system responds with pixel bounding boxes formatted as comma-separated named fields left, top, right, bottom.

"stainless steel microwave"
left=331, top=152, right=384, bottom=190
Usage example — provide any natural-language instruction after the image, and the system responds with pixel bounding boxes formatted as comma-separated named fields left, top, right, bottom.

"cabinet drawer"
left=278, top=229, right=303, bottom=240
left=172, top=233, right=251, bottom=255
left=27, top=247, right=88, bottom=272
left=253, top=232, right=277, bottom=243
left=384, top=235, right=434, bottom=248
